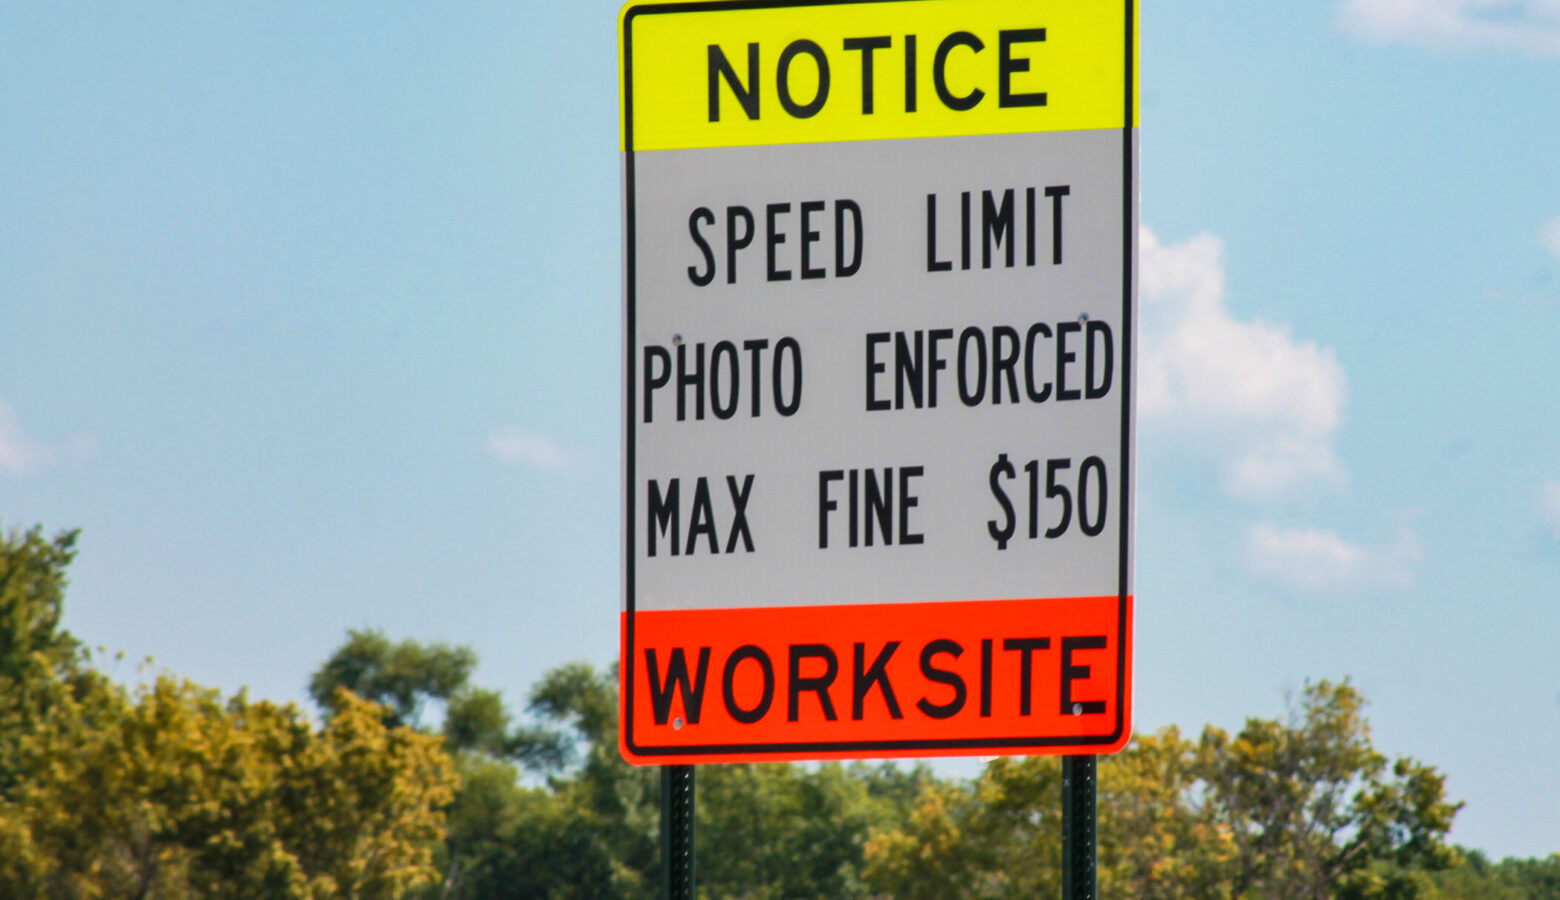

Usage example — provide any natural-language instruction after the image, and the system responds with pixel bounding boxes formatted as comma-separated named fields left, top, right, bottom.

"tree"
left=310, top=627, right=564, bottom=769
left=1, top=680, right=457, bottom=898
left=363, top=648, right=936, bottom=900
left=518, top=661, right=935, bottom=900
left=696, top=760, right=933, bottom=899
left=863, top=733, right=1230, bottom=900
left=1097, top=726, right=1234, bottom=900
left=1197, top=680, right=1460, bottom=900
left=1428, top=850, right=1560, bottom=900
left=511, top=661, right=659, bottom=900
left=862, top=776, right=998, bottom=899
left=0, top=525, right=459, bottom=899
left=0, top=525, right=79, bottom=675
left=863, top=680, right=1460, bottom=900
left=0, top=526, right=90, bottom=797
left=377, top=660, right=661, bottom=900
left=311, top=631, right=604, bottom=898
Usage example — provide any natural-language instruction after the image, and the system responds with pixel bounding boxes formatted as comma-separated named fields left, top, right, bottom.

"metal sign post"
left=1062, top=754, right=1098, bottom=900
left=661, top=765, right=695, bottom=900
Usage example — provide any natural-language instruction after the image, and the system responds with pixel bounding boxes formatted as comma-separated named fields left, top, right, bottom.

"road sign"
left=620, top=0, right=1137, bottom=764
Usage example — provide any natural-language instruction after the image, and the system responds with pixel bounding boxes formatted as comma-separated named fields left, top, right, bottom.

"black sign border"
left=622, top=0, right=1136, bottom=760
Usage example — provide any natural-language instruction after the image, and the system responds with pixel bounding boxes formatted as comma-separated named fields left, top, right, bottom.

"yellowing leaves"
left=0, top=676, right=455, bottom=900
left=863, top=682, right=1462, bottom=900
left=0, top=526, right=459, bottom=900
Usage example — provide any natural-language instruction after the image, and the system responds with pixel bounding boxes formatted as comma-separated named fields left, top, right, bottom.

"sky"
left=3, top=0, right=1559, bottom=860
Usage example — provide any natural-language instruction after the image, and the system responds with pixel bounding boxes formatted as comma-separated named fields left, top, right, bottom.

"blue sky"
left=3, top=0, right=1558, bottom=859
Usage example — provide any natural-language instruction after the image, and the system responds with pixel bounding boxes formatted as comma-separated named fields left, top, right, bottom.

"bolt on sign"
left=620, top=0, right=1138, bottom=764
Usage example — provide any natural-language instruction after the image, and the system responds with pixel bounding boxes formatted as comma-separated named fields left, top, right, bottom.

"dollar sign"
left=987, top=453, right=1016, bottom=551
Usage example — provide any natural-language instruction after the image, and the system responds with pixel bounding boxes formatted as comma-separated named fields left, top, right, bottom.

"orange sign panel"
left=623, top=596, right=1131, bottom=762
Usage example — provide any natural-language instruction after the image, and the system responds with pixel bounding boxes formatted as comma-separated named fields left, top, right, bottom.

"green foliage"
left=864, top=680, right=1464, bottom=900
left=7, top=523, right=1541, bottom=900
left=311, top=627, right=565, bottom=771
left=862, top=735, right=1230, bottom=899
left=1097, top=726, right=1233, bottom=900
left=300, top=644, right=1493, bottom=900
left=0, top=525, right=458, bottom=899
left=0, top=525, right=80, bottom=679
left=0, top=526, right=90, bottom=798
left=1198, top=680, right=1461, bottom=900
left=405, top=661, right=658, bottom=900
left=1426, top=850, right=1560, bottom=900
left=387, top=654, right=937, bottom=900
left=862, top=776, right=998, bottom=899
left=309, top=628, right=476, bottom=731
left=696, top=760, right=934, bottom=899
left=312, top=642, right=655, bottom=899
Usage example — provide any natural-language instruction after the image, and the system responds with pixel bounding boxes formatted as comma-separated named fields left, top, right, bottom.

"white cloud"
left=1140, top=227, right=1348, bottom=499
left=486, top=428, right=576, bottom=472
left=1541, top=217, right=1560, bottom=262
left=1246, top=523, right=1422, bottom=593
left=1340, top=0, right=1560, bottom=55
left=0, top=399, right=94, bottom=476
left=0, top=400, right=48, bottom=475
left=1540, top=480, right=1560, bottom=537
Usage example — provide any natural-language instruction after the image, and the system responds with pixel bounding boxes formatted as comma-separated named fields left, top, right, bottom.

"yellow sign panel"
left=621, top=0, right=1137, bottom=151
